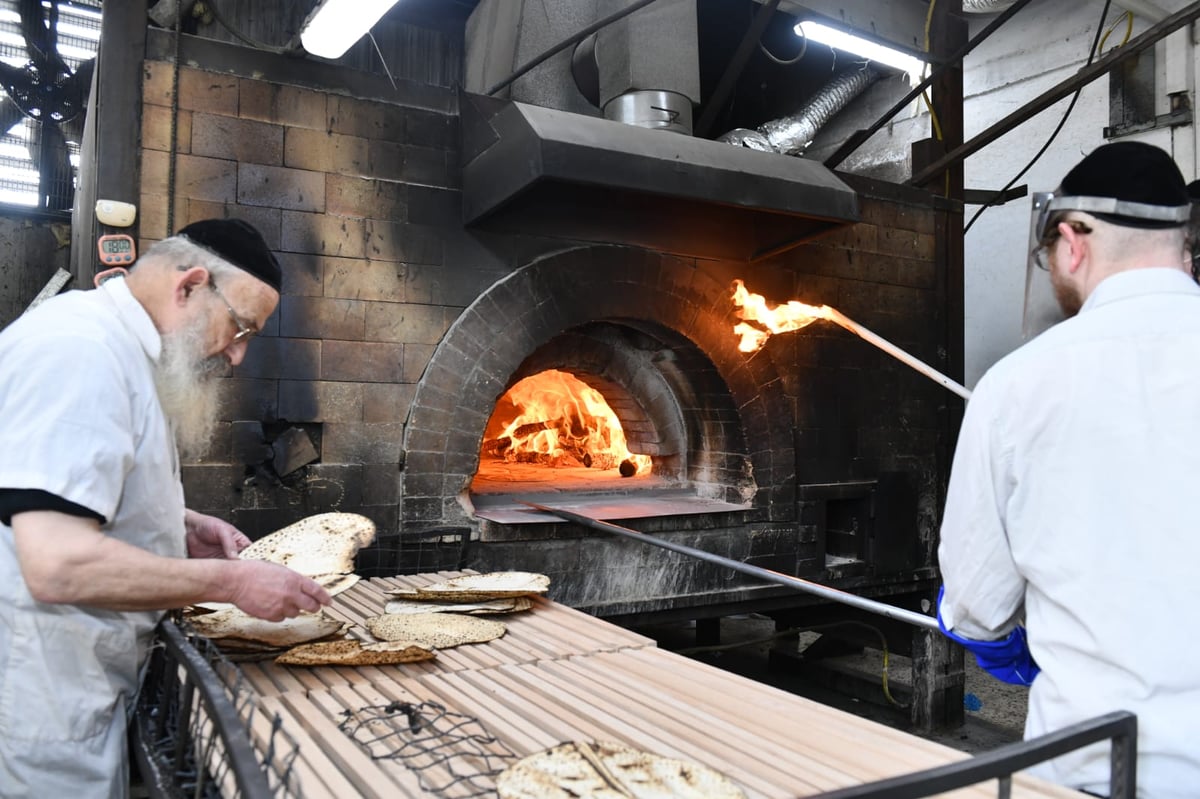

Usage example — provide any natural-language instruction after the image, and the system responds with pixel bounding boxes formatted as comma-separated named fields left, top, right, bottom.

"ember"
left=480, top=370, right=651, bottom=476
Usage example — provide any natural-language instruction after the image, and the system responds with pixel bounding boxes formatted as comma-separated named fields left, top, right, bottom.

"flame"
left=483, top=369, right=652, bottom=475
left=731, top=279, right=834, bottom=352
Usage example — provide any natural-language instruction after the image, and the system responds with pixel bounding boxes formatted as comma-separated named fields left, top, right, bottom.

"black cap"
left=1060, top=142, right=1189, bottom=228
left=176, top=218, right=282, bottom=291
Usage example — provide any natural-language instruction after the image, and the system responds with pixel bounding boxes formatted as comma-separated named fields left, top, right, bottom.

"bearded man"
left=0, top=219, right=331, bottom=798
left=938, top=142, right=1200, bottom=796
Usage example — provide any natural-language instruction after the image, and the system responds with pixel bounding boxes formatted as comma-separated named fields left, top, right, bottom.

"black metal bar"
left=694, top=0, right=781, bottom=138
left=811, top=710, right=1137, bottom=798
left=484, top=0, right=665, bottom=97
left=519, top=500, right=940, bottom=631
left=154, top=621, right=274, bottom=799
left=823, top=0, right=1036, bottom=170
left=908, top=1, right=1200, bottom=187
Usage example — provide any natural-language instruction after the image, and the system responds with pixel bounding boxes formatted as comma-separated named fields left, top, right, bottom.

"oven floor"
left=471, top=485, right=749, bottom=524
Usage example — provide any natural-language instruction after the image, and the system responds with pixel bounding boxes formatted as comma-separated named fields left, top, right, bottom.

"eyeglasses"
left=1032, top=219, right=1093, bottom=271
left=208, top=280, right=258, bottom=343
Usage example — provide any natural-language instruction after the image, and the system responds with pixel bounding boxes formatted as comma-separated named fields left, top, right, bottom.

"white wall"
left=962, top=0, right=1195, bottom=386
left=810, top=0, right=1198, bottom=387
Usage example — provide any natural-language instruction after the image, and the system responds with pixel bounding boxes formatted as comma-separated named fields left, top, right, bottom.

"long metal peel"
left=518, top=500, right=940, bottom=632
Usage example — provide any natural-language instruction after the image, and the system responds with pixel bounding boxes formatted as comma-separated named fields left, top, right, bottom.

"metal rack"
left=132, top=619, right=300, bottom=799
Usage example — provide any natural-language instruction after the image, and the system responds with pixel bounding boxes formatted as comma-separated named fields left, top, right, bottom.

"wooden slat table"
left=225, top=573, right=1085, bottom=799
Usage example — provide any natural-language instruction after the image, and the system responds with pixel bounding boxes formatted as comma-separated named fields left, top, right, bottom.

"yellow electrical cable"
left=921, top=0, right=944, bottom=143
left=1099, top=10, right=1133, bottom=53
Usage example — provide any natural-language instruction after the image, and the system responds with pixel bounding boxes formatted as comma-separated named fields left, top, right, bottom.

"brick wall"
left=141, top=59, right=953, bottom=613
left=141, top=60, right=484, bottom=538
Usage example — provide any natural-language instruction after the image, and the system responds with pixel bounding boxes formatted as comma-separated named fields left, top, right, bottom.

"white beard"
left=155, top=320, right=225, bottom=461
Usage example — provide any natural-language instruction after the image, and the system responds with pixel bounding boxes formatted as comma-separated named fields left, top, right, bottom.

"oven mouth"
left=463, top=320, right=754, bottom=527
left=473, top=368, right=653, bottom=484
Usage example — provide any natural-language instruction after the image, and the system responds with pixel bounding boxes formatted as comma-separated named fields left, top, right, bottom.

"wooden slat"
left=310, top=685, right=453, bottom=797
left=275, top=691, right=421, bottom=799
left=211, top=572, right=1085, bottom=799
left=472, top=662, right=793, bottom=799
left=249, top=697, right=344, bottom=799
left=326, top=682, right=504, bottom=799
left=602, top=649, right=1081, bottom=798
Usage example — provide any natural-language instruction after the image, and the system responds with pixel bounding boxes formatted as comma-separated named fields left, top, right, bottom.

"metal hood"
left=460, top=92, right=859, bottom=262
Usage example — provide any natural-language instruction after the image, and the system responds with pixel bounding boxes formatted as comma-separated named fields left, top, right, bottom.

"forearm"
left=14, top=510, right=237, bottom=611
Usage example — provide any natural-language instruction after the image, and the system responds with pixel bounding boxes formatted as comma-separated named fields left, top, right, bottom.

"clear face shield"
left=1022, top=191, right=1192, bottom=338
left=1022, top=191, right=1065, bottom=340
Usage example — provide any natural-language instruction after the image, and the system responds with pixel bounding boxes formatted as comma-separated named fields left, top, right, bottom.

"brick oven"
left=130, top=10, right=960, bottom=692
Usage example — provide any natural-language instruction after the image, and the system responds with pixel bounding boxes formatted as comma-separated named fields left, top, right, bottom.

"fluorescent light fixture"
left=794, top=20, right=926, bottom=86
left=300, top=0, right=402, bottom=60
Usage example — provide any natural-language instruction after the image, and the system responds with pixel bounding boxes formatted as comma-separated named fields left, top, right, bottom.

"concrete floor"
left=628, top=614, right=1030, bottom=757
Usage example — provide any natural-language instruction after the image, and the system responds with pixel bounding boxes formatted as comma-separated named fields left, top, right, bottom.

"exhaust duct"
left=719, top=67, right=881, bottom=156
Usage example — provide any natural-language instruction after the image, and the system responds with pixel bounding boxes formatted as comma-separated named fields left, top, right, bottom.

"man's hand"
left=185, top=509, right=250, bottom=559
left=937, top=587, right=1040, bottom=686
left=227, top=561, right=332, bottom=621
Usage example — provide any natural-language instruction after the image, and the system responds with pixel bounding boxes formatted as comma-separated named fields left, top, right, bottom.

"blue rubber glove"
left=936, top=587, right=1040, bottom=686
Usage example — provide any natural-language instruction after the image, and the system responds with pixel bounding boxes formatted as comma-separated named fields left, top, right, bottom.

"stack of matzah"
left=383, top=571, right=550, bottom=604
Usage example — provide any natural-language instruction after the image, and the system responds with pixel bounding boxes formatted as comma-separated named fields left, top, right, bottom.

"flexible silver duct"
left=716, top=128, right=774, bottom=151
left=719, top=66, right=880, bottom=156
left=962, top=0, right=1016, bottom=12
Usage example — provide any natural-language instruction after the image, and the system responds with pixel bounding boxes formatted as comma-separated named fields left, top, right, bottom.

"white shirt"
left=0, top=278, right=186, bottom=799
left=938, top=268, right=1200, bottom=797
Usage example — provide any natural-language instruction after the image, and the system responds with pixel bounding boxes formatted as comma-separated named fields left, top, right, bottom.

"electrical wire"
left=759, top=23, right=807, bottom=66
left=201, top=0, right=299, bottom=56
left=1098, top=10, right=1134, bottom=53
left=963, top=0, right=1114, bottom=234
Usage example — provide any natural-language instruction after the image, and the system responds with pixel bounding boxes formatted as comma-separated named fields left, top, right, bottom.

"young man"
left=938, top=141, right=1200, bottom=796
left=0, top=219, right=331, bottom=798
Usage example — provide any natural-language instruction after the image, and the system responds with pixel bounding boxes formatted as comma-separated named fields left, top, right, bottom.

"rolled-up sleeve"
left=0, top=333, right=135, bottom=524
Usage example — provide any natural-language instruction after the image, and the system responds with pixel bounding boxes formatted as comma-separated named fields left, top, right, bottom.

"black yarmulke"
left=1060, top=142, right=1188, bottom=227
left=177, top=218, right=282, bottom=291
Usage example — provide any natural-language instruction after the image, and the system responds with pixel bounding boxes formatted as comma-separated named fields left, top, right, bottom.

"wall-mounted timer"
left=97, top=233, right=136, bottom=266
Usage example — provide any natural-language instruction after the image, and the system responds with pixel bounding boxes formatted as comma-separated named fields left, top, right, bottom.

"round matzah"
left=238, top=512, right=376, bottom=576
left=365, top=612, right=507, bottom=649
left=413, top=571, right=550, bottom=601
left=187, top=609, right=346, bottom=647
left=496, top=741, right=747, bottom=799
left=275, top=639, right=436, bottom=666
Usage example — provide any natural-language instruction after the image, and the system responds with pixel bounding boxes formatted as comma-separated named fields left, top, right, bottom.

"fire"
left=482, top=369, right=652, bottom=476
left=731, top=279, right=834, bottom=352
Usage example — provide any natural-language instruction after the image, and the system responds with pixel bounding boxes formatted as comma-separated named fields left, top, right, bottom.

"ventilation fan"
left=0, top=0, right=94, bottom=211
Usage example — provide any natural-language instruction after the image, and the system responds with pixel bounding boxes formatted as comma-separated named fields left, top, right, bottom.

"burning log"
left=477, top=370, right=653, bottom=476
left=581, top=452, right=618, bottom=470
